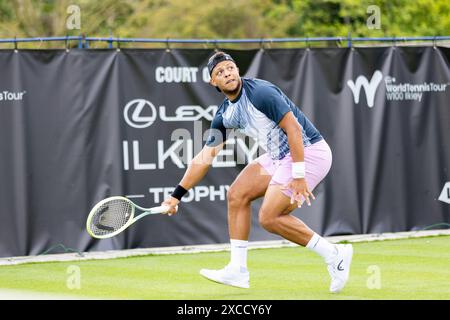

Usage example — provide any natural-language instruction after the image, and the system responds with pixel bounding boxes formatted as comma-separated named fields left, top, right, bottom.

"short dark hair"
left=207, top=51, right=235, bottom=76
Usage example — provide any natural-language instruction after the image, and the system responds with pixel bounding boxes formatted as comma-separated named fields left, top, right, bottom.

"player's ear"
left=209, top=74, right=221, bottom=92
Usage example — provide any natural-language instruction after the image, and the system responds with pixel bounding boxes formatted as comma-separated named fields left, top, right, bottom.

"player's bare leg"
left=199, top=162, right=271, bottom=288
left=227, top=162, right=272, bottom=240
left=259, top=185, right=353, bottom=293
left=258, top=185, right=313, bottom=246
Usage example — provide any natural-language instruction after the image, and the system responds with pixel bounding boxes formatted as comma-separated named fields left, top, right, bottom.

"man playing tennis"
left=162, top=51, right=353, bottom=293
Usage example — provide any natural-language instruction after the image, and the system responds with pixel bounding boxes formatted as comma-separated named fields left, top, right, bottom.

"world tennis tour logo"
left=347, top=70, right=448, bottom=108
left=347, top=70, right=383, bottom=108
left=0, top=90, right=26, bottom=102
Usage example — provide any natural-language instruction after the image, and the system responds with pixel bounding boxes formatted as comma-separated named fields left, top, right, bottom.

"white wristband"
left=292, top=162, right=305, bottom=179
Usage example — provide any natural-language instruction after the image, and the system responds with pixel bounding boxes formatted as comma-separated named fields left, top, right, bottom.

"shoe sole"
left=199, top=270, right=250, bottom=289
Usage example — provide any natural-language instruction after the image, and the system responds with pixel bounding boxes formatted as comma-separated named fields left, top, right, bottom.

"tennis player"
left=162, top=51, right=353, bottom=293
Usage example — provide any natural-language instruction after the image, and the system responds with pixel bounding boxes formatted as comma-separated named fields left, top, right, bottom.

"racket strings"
left=89, top=199, right=134, bottom=236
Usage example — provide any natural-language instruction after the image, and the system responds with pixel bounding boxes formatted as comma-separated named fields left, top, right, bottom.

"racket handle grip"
left=149, top=205, right=173, bottom=214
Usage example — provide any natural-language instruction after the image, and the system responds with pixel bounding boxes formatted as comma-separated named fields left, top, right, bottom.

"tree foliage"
left=0, top=0, right=448, bottom=47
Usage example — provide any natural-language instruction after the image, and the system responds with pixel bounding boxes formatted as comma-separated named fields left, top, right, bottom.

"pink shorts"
left=254, top=139, right=332, bottom=198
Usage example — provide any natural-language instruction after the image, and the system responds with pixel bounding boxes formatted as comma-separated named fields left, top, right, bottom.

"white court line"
left=0, top=229, right=448, bottom=266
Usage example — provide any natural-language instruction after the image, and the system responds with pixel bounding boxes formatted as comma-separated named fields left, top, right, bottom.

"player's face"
left=210, top=61, right=241, bottom=94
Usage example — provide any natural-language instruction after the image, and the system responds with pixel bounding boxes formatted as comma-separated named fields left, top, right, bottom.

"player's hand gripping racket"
left=86, top=196, right=176, bottom=239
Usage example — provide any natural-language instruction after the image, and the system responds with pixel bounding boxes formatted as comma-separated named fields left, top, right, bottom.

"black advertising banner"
left=0, top=47, right=449, bottom=257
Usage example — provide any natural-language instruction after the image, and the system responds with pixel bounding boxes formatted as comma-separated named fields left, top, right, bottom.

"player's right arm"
left=161, top=143, right=224, bottom=215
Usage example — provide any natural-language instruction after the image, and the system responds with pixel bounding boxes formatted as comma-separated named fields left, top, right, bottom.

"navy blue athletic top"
left=206, top=78, right=323, bottom=160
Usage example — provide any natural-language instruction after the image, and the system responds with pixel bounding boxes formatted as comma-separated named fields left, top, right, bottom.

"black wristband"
left=171, top=184, right=188, bottom=200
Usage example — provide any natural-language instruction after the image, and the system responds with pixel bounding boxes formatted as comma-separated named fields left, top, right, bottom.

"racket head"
left=86, top=196, right=136, bottom=239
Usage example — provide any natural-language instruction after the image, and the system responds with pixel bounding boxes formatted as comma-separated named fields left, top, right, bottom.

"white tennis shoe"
left=327, top=244, right=353, bottom=293
left=200, top=264, right=250, bottom=289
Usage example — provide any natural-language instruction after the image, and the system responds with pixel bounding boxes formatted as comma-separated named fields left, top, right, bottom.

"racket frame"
left=86, top=196, right=169, bottom=239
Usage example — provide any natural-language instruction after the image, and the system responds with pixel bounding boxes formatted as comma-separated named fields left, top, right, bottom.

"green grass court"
left=0, top=236, right=449, bottom=300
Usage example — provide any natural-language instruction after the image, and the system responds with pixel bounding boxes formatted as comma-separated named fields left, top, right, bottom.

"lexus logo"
left=123, top=99, right=157, bottom=128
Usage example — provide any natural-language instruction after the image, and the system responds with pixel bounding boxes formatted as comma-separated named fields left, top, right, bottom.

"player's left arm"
left=250, top=84, right=315, bottom=206
left=278, top=112, right=315, bottom=207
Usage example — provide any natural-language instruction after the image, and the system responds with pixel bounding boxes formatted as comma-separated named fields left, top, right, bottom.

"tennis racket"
left=86, top=196, right=174, bottom=239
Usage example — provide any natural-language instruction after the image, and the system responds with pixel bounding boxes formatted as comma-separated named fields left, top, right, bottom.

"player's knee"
left=227, top=184, right=252, bottom=206
left=258, top=211, right=278, bottom=233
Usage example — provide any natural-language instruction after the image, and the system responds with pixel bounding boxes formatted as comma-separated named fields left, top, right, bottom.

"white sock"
left=230, top=239, right=248, bottom=270
left=306, top=233, right=337, bottom=264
